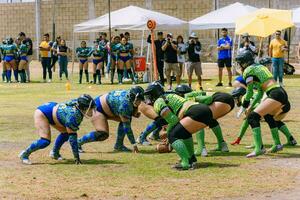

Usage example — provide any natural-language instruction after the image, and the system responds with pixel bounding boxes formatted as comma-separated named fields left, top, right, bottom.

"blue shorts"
left=80, top=59, right=88, bottom=64
left=235, top=75, right=246, bottom=86
left=119, top=55, right=131, bottom=62
left=20, top=56, right=28, bottom=62
left=37, top=102, right=58, bottom=125
left=93, top=59, right=104, bottom=65
left=4, top=55, right=14, bottom=62
left=94, top=96, right=108, bottom=117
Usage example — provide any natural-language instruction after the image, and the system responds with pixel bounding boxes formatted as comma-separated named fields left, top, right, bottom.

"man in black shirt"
left=161, top=33, right=179, bottom=89
left=186, top=32, right=203, bottom=90
left=147, top=31, right=166, bottom=85
left=18, top=32, right=33, bottom=82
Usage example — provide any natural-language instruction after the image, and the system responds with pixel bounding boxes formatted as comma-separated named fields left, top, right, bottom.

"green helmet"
left=175, top=84, right=192, bottom=96
left=236, top=50, right=254, bottom=68
left=144, top=81, right=165, bottom=104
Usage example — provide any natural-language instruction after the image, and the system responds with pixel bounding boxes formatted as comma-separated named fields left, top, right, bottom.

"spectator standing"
left=18, top=32, right=32, bottom=82
left=269, top=30, right=288, bottom=87
left=57, top=39, right=70, bottom=80
left=99, top=32, right=109, bottom=76
left=216, top=28, right=233, bottom=87
left=147, top=31, right=166, bottom=85
left=177, top=35, right=187, bottom=81
left=162, top=33, right=179, bottom=89
left=39, top=33, right=53, bottom=82
left=238, top=33, right=256, bottom=54
left=51, top=36, right=61, bottom=73
left=186, top=32, right=203, bottom=90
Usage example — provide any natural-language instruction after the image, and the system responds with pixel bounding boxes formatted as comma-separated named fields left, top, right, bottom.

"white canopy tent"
left=189, top=2, right=258, bottom=30
left=293, top=7, right=300, bottom=27
left=74, top=5, right=187, bottom=32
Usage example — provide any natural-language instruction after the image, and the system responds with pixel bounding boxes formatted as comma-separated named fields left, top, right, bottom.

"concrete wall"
left=0, top=0, right=299, bottom=61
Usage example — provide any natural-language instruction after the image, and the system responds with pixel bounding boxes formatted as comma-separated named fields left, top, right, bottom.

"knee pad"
left=208, top=119, right=219, bottom=129
left=276, top=121, right=285, bottom=128
left=39, top=138, right=51, bottom=149
left=168, top=123, right=191, bottom=144
left=154, top=116, right=168, bottom=127
left=247, top=112, right=261, bottom=128
left=94, top=131, right=109, bottom=141
left=264, top=114, right=277, bottom=129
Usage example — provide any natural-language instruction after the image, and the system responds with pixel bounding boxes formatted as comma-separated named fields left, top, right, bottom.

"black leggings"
left=184, top=104, right=213, bottom=126
left=41, top=57, right=52, bottom=80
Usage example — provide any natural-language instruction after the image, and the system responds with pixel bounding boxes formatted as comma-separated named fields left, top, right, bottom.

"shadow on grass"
left=208, top=151, right=247, bottom=157
left=33, top=159, right=124, bottom=165
left=194, top=162, right=240, bottom=169
left=267, top=152, right=300, bottom=159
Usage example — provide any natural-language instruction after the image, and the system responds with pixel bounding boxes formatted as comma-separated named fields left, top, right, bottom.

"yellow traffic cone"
left=65, top=81, right=71, bottom=91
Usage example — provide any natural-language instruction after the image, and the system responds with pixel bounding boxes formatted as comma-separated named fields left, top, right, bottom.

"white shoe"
left=19, top=150, right=32, bottom=165
left=279, top=82, right=284, bottom=87
left=49, top=150, right=63, bottom=160
left=245, top=144, right=255, bottom=149
left=246, top=148, right=266, bottom=158
left=141, top=141, right=151, bottom=146
left=136, top=137, right=141, bottom=144
left=48, top=79, right=52, bottom=83
left=201, top=147, right=208, bottom=157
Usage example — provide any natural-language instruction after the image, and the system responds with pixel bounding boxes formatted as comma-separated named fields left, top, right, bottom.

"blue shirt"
left=106, top=90, right=134, bottom=119
left=218, top=36, right=232, bottom=59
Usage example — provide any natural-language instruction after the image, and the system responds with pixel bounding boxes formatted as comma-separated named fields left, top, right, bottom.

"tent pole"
left=71, top=30, right=75, bottom=81
left=232, top=33, right=237, bottom=75
left=140, top=29, right=145, bottom=56
left=287, top=27, right=291, bottom=64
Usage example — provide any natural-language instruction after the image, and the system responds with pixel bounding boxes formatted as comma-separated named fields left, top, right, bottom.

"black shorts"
left=184, top=104, right=213, bottom=126
left=212, top=92, right=235, bottom=110
left=266, top=87, right=290, bottom=113
left=218, top=58, right=232, bottom=68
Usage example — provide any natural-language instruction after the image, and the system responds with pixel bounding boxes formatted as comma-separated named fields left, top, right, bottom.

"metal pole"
left=52, top=0, right=56, bottom=41
left=35, top=0, right=41, bottom=60
left=108, top=0, right=112, bottom=45
left=288, top=28, right=291, bottom=64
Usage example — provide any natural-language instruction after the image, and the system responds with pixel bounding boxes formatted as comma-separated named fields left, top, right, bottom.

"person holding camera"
left=216, top=28, right=233, bottom=87
left=269, top=30, right=288, bottom=87
left=162, top=33, right=179, bottom=90
left=186, top=32, right=203, bottom=90
left=239, top=33, right=256, bottom=54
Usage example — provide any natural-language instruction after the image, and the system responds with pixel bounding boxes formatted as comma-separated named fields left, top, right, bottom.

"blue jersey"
left=218, top=36, right=232, bottom=59
left=76, top=47, right=93, bottom=58
left=56, top=99, right=84, bottom=131
left=235, top=75, right=246, bottom=86
left=1, top=44, right=17, bottom=56
left=92, top=44, right=106, bottom=57
left=106, top=90, right=134, bottom=119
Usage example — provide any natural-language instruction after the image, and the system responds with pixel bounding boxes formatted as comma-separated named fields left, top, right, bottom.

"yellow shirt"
left=39, top=41, right=51, bottom=58
left=269, top=38, right=287, bottom=58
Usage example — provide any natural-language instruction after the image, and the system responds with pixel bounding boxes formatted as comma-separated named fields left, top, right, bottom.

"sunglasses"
left=276, top=33, right=281, bottom=36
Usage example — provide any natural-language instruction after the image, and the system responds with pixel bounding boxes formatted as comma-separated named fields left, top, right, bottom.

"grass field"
left=0, top=63, right=299, bottom=200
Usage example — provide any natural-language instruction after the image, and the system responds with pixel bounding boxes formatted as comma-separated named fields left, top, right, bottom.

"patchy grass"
left=0, top=64, right=299, bottom=199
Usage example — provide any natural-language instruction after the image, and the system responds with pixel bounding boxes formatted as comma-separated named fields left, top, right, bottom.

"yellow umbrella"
left=235, top=8, right=294, bottom=37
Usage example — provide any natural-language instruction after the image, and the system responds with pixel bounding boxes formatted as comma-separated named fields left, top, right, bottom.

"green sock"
left=270, top=128, right=281, bottom=145
left=195, top=129, right=205, bottom=155
left=182, top=137, right=194, bottom=159
left=252, top=127, right=263, bottom=154
left=211, top=125, right=224, bottom=148
left=279, top=125, right=292, bottom=141
left=238, top=120, right=249, bottom=139
left=171, top=140, right=190, bottom=169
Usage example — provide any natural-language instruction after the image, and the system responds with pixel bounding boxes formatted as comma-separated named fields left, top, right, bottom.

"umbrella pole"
left=232, top=33, right=237, bottom=75
left=71, top=30, right=75, bottom=80
left=258, top=37, right=263, bottom=59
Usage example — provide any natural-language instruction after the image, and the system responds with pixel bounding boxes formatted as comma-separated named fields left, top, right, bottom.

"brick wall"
left=0, top=0, right=299, bottom=62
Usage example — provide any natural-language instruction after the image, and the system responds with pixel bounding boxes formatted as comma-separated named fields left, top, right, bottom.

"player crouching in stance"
left=236, top=50, right=294, bottom=158
left=76, top=86, right=144, bottom=153
left=19, top=94, right=95, bottom=165
left=175, top=85, right=233, bottom=157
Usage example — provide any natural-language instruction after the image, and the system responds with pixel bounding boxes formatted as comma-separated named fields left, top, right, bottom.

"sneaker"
left=201, top=147, right=208, bottom=157
left=279, top=82, right=284, bottom=87
left=114, top=145, right=132, bottom=152
left=228, top=82, right=232, bottom=87
left=199, top=86, right=204, bottom=91
left=19, top=150, right=32, bottom=165
left=246, top=148, right=266, bottom=158
left=172, top=162, right=191, bottom=170
left=148, top=133, right=160, bottom=141
left=231, top=137, right=241, bottom=145
left=78, top=144, right=84, bottom=153
left=216, top=82, right=223, bottom=87
left=268, top=144, right=283, bottom=153
left=245, top=144, right=255, bottom=149
left=48, top=79, right=52, bottom=83
left=287, top=136, right=297, bottom=146
left=49, top=150, right=63, bottom=160
left=212, top=142, right=229, bottom=152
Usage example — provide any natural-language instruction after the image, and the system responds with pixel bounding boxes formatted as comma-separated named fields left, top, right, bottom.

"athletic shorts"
left=94, top=96, right=108, bottom=117
left=4, top=55, right=14, bottom=62
left=184, top=104, right=213, bottom=126
left=164, top=62, right=180, bottom=76
left=212, top=92, right=235, bottom=110
left=119, top=55, right=131, bottom=62
left=93, top=59, right=104, bottom=65
left=37, top=102, right=58, bottom=125
left=79, top=59, right=88, bottom=64
left=235, top=75, right=246, bottom=86
left=186, top=62, right=202, bottom=76
left=20, top=56, right=28, bottom=62
left=218, top=58, right=232, bottom=68
left=266, top=87, right=290, bottom=111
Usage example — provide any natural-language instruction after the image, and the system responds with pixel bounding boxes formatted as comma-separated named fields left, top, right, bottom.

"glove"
left=231, top=137, right=241, bottom=145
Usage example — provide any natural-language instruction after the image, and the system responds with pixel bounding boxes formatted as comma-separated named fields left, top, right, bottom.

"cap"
left=189, top=32, right=198, bottom=38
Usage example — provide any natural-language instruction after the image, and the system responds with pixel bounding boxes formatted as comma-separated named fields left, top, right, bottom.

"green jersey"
left=19, top=43, right=29, bottom=55
left=243, top=64, right=279, bottom=109
left=76, top=47, right=92, bottom=58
